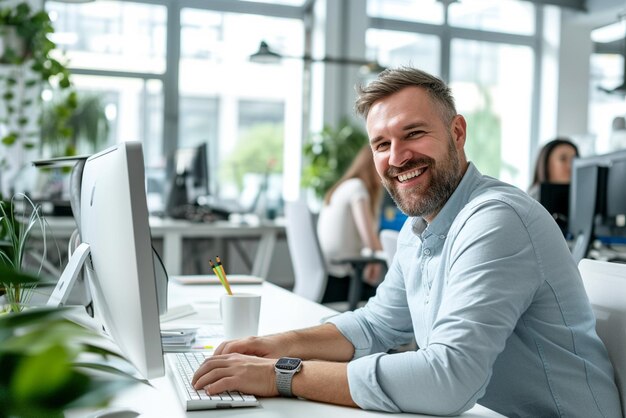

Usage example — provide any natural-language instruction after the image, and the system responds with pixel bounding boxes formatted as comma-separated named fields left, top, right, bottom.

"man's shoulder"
left=458, top=177, right=543, bottom=229
left=469, top=176, right=535, bottom=211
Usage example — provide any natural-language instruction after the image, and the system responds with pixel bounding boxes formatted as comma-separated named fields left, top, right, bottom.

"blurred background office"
left=3, top=0, right=626, bottom=203
left=3, top=0, right=626, bottom=285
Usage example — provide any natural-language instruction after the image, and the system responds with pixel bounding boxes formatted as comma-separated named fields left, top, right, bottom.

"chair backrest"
left=284, top=199, right=328, bottom=303
left=379, top=229, right=399, bottom=265
left=579, top=258, right=626, bottom=417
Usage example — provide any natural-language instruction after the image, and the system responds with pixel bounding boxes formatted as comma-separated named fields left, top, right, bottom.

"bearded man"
left=192, top=67, right=621, bottom=418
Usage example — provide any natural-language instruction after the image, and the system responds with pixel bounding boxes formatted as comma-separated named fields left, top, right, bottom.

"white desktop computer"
left=48, top=142, right=164, bottom=379
left=46, top=142, right=258, bottom=410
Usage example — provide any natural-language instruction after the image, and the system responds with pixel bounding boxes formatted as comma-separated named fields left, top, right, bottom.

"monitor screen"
left=538, top=183, right=569, bottom=234
left=80, top=142, right=164, bottom=380
left=569, top=159, right=606, bottom=263
left=606, top=158, right=626, bottom=218
left=166, top=143, right=210, bottom=215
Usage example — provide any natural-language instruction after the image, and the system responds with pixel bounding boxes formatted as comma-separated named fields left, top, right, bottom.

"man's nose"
left=389, top=141, right=411, bottom=167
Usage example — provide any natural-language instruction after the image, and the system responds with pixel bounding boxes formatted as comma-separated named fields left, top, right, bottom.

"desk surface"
left=69, top=282, right=503, bottom=418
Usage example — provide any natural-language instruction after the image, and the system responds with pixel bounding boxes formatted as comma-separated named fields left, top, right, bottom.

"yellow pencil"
left=215, top=256, right=233, bottom=296
left=209, top=259, right=232, bottom=295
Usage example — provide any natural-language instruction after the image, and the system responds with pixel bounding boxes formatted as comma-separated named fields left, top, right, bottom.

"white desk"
left=79, top=282, right=504, bottom=418
left=38, top=216, right=284, bottom=278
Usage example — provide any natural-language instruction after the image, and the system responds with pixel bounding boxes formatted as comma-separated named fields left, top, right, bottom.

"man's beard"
left=382, top=137, right=462, bottom=218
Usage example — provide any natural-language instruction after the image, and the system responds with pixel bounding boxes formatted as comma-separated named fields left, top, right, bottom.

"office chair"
left=579, top=258, right=626, bottom=417
left=379, top=229, right=399, bottom=265
left=284, top=199, right=328, bottom=303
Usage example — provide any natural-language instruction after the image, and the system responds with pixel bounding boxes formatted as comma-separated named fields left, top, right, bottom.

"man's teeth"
left=398, top=168, right=425, bottom=182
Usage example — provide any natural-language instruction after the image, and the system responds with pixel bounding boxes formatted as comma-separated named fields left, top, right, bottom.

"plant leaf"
left=0, top=319, right=97, bottom=354
left=73, top=362, right=151, bottom=386
left=12, top=344, right=73, bottom=401
left=0, top=263, right=41, bottom=286
left=0, top=307, right=68, bottom=330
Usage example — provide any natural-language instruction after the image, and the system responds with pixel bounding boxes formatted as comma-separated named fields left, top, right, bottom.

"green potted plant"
left=0, top=194, right=52, bottom=313
left=301, top=118, right=369, bottom=200
left=0, top=195, right=147, bottom=416
left=0, top=266, right=145, bottom=418
left=0, top=1, right=77, bottom=168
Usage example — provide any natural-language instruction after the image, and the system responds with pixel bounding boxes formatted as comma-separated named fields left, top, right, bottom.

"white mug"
left=219, top=293, right=262, bottom=340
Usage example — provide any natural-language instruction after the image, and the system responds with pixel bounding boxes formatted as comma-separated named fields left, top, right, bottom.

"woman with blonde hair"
left=316, top=145, right=385, bottom=303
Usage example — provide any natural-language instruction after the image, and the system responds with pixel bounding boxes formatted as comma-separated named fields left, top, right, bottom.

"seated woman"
left=528, top=138, right=579, bottom=236
left=316, top=145, right=384, bottom=303
left=528, top=137, right=579, bottom=200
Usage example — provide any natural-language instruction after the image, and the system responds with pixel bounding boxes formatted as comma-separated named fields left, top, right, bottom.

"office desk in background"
left=40, top=216, right=284, bottom=278
left=68, top=281, right=504, bottom=418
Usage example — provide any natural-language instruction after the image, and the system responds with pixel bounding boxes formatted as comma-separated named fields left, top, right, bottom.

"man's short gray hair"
left=355, top=66, right=457, bottom=124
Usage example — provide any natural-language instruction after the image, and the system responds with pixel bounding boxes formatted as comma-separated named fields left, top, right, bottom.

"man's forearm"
left=292, top=360, right=357, bottom=407
left=279, top=323, right=355, bottom=361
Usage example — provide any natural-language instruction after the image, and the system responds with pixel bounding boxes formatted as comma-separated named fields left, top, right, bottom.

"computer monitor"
left=569, top=157, right=607, bottom=263
left=606, top=154, right=626, bottom=218
left=191, top=142, right=209, bottom=196
left=538, top=183, right=569, bottom=235
left=165, top=143, right=210, bottom=217
left=47, top=142, right=164, bottom=380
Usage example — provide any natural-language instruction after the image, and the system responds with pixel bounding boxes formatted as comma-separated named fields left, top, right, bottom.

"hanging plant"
left=0, top=1, right=76, bottom=164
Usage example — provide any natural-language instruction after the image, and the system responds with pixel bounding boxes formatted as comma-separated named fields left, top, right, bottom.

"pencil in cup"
left=209, top=258, right=233, bottom=295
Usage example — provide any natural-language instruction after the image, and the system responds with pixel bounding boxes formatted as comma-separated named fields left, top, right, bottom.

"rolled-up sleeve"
left=330, top=199, right=544, bottom=415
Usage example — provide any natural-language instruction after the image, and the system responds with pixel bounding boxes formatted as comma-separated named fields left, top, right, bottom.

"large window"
left=178, top=8, right=303, bottom=203
left=367, top=0, right=444, bottom=25
left=44, top=0, right=552, bottom=199
left=588, top=19, right=626, bottom=155
left=46, top=1, right=304, bottom=212
left=48, top=1, right=166, bottom=73
left=448, top=0, right=535, bottom=35
left=367, top=0, right=539, bottom=189
left=450, top=40, right=533, bottom=186
left=47, top=0, right=166, bottom=171
left=366, top=29, right=440, bottom=76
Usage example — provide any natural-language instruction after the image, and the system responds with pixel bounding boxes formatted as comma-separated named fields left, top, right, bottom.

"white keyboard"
left=166, top=352, right=258, bottom=410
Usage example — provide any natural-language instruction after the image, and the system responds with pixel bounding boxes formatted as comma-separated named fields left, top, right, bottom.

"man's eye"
left=407, top=130, right=424, bottom=138
left=376, top=142, right=390, bottom=151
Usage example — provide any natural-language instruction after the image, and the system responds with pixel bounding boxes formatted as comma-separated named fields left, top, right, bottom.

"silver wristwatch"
left=274, top=357, right=302, bottom=397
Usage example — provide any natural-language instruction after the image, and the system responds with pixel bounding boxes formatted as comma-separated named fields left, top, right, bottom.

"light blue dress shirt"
left=328, top=163, right=621, bottom=417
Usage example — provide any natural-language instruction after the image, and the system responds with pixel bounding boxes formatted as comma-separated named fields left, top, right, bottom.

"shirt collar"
left=411, top=162, right=482, bottom=239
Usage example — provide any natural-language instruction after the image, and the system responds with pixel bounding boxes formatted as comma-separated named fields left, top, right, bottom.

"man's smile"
left=397, top=166, right=427, bottom=183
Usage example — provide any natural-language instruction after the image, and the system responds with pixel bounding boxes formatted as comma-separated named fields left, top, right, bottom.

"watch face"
left=275, top=357, right=302, bottom=371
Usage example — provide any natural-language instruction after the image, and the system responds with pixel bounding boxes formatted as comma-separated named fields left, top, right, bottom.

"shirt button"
left=439, top=234, right=446, bottom=240
left=423, top=248, right=431, bottom=256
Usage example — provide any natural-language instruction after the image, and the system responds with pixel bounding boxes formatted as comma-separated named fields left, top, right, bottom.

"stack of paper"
left=161, top=329, right=197, bottom=352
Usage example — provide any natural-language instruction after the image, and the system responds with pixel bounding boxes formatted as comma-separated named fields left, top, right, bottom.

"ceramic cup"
left=219, top=293, right=261, bottom=340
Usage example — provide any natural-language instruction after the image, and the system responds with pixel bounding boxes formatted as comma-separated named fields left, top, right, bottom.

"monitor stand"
left=47, top=242, right=169, bottom=316
left=47, top=242, right=91, bottom=307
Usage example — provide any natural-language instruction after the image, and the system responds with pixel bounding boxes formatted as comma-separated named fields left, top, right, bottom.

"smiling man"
left=191, top=67, right=621, bottom=417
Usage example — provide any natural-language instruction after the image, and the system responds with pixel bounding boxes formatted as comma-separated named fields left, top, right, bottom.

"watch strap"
left=276, top=370, right=294, bottom=397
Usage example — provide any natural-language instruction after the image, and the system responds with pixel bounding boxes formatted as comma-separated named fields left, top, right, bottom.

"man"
left=192, top=67, right=621, bottom=417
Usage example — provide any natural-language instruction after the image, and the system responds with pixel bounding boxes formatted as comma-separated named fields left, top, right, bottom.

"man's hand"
left=214, top=334, right=289, bottom=358
left=191, top=353, right=278, bottom=397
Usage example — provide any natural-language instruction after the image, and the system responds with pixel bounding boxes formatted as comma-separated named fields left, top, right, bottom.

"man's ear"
left=451, top=115, right=467, bottom=150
